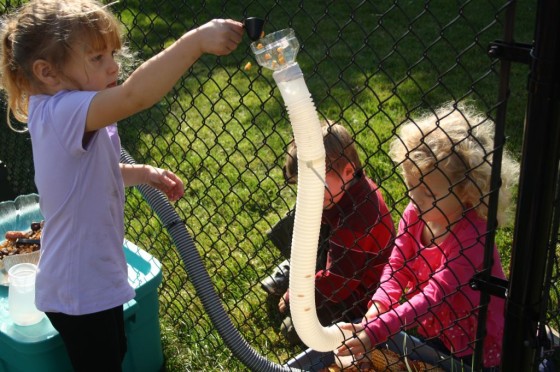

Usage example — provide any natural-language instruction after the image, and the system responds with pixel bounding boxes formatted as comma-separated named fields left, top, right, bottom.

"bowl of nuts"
left=0, top=194, right=43, bottom=283
left=0, top=222, right=42, bottom=273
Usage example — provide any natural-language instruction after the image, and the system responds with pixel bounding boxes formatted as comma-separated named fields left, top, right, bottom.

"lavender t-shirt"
left=28, top=90, right=135, bottom=315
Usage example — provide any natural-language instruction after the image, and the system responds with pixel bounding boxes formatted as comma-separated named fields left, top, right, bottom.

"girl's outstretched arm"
left=120, top=164, right=185, bottom=201
left=87, top=19, right=244, bottom=131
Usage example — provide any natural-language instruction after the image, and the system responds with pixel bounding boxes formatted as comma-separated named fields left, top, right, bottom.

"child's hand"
left=338, top=322, right=365, bottom=333
left=145, top=167, right=185, bottom=202
left=364, top=301, right=386, bottom=321
left=278, top=290, right=289, bottom=314
left=197, top=19, right=244, bottom=56
left=335, top=324, right=372, bottom=358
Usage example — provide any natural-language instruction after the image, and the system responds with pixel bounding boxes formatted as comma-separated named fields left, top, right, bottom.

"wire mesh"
left=0, top=0, right=557, bottom=371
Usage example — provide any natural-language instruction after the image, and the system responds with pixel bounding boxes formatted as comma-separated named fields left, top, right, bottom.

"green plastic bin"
left=0, top=194, right=164, bottom=372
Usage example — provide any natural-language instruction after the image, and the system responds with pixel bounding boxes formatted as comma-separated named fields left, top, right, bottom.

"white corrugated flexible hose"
left=251, top=28, right=351, bottom=352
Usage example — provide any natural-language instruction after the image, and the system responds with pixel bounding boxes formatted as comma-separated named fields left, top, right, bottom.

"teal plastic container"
left=0, top=195, right=164, bottom=372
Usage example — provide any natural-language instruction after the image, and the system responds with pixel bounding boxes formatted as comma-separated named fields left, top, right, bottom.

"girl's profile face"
left=62, top=43, right=120, bottom=92
left=405, top=168, right=464, bottom=226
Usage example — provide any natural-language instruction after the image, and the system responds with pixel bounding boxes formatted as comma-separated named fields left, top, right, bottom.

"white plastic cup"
left=8, top=263, right=44, bottom=326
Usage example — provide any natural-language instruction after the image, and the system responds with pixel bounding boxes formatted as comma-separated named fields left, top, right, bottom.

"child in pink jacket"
left=336, top=104, right=519, bottom=370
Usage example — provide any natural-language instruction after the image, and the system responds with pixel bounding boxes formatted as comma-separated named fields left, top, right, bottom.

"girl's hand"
left=278, top=290, right=289, bottom=314
left=335, top=323, right=372, bottom=357
left=197, top=19, right=244, bottom=56
left=364, top=301, right=386, bottom=321
left=338, top=322, right=365, bottom=333
left=145, top=167, right=185, bottom=202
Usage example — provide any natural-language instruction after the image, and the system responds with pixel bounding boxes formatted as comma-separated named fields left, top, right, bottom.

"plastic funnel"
left=244, top=17, right=265, bottom=41
left=250, top=28, right=300, bottom=71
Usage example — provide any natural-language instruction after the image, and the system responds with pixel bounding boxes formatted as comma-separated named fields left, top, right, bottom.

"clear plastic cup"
left=8, top=263, right=44, bottom=326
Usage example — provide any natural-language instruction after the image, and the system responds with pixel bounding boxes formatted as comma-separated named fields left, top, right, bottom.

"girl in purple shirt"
left=0, top=0, right=243, bottom=370
left=336, top=103, right=519, bottom=370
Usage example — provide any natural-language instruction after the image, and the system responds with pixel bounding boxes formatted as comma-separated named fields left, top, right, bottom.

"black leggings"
left=46, top=305, right=127, bottom=372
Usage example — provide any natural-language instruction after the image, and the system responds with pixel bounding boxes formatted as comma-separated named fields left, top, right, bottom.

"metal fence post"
left=502, top=0, right=560, bottom=370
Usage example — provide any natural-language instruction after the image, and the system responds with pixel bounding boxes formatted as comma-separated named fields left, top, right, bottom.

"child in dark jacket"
left=264, top=121, right=395, bottom=343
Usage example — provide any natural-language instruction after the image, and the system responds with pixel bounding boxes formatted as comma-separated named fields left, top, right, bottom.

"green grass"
left=112, top=0, right=537, bottom=370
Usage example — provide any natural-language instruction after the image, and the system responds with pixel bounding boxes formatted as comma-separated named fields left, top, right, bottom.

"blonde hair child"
left=336, top=103, right=519, bottom=370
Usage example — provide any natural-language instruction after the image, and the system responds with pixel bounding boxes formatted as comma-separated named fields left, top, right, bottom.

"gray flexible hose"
left=120, top=148, right=297, bottom=372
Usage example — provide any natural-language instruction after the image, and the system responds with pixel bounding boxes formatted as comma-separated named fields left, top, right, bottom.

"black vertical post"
left=502, top=0, right=560, bottom=370
left=473, top=1, right=518, bottom=369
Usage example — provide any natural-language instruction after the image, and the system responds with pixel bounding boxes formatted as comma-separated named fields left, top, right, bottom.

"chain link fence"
left=1, top=0, right=558, bottom=371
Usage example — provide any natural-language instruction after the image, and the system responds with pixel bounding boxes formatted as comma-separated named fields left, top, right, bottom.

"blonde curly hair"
left=389, top=103, right=520, bottom=226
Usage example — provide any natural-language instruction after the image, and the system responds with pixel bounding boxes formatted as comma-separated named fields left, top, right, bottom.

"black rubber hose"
left=120, top=149, right=296, bottom=372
